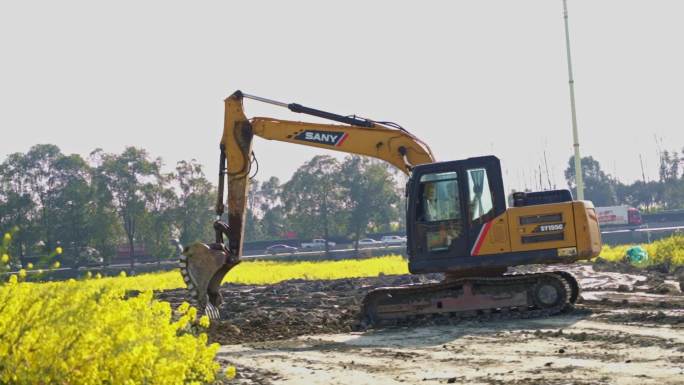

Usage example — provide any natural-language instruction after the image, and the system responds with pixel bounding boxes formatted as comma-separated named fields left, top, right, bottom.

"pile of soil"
left=156, top=262, right=684, bottom=384
left=157, top=273, right=442, bottom=344
left=156, top=261, right=684, bottom=346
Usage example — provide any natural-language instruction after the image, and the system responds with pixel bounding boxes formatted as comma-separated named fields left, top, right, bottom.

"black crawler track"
left=361, top=272, right=578, bottom=327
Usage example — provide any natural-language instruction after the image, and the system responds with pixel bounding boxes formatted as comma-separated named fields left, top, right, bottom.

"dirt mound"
left=157, top=264, right=684, bottom=384
left=597, top=310, right=684, bottom=326
left=591, top=258, right=642, bottom=274
left=157, top=263, right=684, bottom=345
left=157, top=273, right=442, bottom=344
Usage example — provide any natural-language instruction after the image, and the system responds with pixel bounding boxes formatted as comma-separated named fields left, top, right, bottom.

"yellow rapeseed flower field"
left=0, top=277, right=219, bottom=385
left=597, top=234, right=684, bottom=265
left=224, top=255, right=409, bottom=285
left=0, top=255, right=408, bottom=385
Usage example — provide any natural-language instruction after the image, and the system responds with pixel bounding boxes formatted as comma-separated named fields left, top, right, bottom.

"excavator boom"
left=181, top=91, right=435, bottom=317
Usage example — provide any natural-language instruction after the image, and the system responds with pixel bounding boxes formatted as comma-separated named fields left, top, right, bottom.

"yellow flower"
left=8, top=274, right=17, bottom=284
left=177, top=301, right=190, bottom=314
left=18, top=269, right=27, bottom=279
left=27, top=262, right=33, bottom=269
left=119, top=271, right=127, bottom=277
left=52, top=261, right=60, bottom=268
left=225, top=366, right=237, bottom=379
left=3, top=232, right=11, bottom=242
left=55, top=246, right=63, bottom=255
left=187, top=306, right=198, bottom=320
left=198, top=315, right=210, bottom=328
left=95, top=273, right=102, bottom=279
left=85, top=271, right=93, bottom=279
left=1, top=254, right=8, bottom=264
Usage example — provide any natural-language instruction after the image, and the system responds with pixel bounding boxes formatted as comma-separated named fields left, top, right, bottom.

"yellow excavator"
left=180, top=91, right=601, bottom=324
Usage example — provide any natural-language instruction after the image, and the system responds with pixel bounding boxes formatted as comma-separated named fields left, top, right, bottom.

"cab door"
left=465, top=165, right=500, bottom=255
left=407, top=156, right=507, bottom=271
left=409, top=167, right=469, bottom=259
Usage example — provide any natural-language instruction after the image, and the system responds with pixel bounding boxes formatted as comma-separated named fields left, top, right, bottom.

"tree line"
left=0, top=145, right=403, bottom=267
left=2, top=143, right=682, bottom=268
left=564, top=147, right=684, bottom=209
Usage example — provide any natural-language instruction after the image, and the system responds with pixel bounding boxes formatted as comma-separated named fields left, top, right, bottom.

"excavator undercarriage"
left=362, top=272, right=579, bottom=326
left=180, top=91, right=601, bottom=326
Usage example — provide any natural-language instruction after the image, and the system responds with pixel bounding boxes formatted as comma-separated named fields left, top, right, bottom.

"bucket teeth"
left=205, top=304, right=221, bottom=320
left=180, top=242, right=240, bottom=320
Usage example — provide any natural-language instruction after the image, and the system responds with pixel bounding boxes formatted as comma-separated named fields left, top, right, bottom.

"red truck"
left=595, top=205, right=642, bottom=227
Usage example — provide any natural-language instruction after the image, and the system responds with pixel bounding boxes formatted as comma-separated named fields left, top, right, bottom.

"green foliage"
left=281, top=155, right=346, bottom=242
left=340, top=156, right=401, bottom=248
left=565, top=150, right=684, bottom=211
left=95, top=147, right=161, bottom=267
left=564, top=155, right=618, bottom=205
left=0, top=146, right=206, bottom=268
left=174, top=160, right=215, bottom=247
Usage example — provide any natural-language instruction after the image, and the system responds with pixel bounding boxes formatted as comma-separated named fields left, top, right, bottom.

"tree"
left=174, top=160, right=215, bottom=247
left=659, top=149, right=681, bottom=182
left=340, top=156, right=400, bottom=250
left=49, top=154, right=95, bottom=266
left=95, top=147, right=159, bottom=269
left=0, top=152, right=39, bottom=262
left=615, top=180, right=663, bottom=210
left=23, top=144, right=63, bottom=252
left=564, top=155, right=618, bottom=206
left=658, top=149, right=684, bottom=209
left=141, top=166, right=178, bottom=263
left=259, top=177, right=286, bottom=239
left=244, top=180, right=264, bottom=241
left=281, top=156, right=344, bottom=250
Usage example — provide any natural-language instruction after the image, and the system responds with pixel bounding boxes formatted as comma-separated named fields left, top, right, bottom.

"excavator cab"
left=407, top=156, right=506, bottom=274
left=406, top=155, right=601, bottom=280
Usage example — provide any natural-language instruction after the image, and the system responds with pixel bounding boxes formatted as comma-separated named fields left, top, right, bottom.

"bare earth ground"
left=158, top=263, right=684, bottom=384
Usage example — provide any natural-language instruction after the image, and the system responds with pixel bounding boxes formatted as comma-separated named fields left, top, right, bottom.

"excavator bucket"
left=178, top=92, right=254, bottom=320
left=179, top=242, right=240, bottom=319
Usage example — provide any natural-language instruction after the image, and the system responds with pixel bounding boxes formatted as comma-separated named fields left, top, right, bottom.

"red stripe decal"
left=336, top=133, right=349, bottom=146
left=471, top=221, right=493, bottom=256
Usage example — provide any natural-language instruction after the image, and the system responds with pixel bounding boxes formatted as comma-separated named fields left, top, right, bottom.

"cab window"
left=418, top=172, right=460, bottom=222
left=467, top=168, right=494, bottom=223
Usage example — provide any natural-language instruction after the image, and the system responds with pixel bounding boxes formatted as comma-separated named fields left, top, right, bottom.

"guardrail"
left=2, top=245, right=408, bottom=280
left=6, top=224, right=684, bottom=280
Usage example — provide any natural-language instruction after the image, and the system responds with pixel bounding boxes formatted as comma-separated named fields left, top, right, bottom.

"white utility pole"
left=562, top=0, right=584, bottom=200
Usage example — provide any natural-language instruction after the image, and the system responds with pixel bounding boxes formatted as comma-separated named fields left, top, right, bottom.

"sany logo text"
left=294, top=130, right=349, bottom=146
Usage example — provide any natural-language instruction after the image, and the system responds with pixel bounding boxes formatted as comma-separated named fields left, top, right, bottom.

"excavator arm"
left=180, top=90, right=435, bottom=318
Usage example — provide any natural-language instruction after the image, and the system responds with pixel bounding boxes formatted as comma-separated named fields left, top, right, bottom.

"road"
left=7, top=223, right=684, bottom=276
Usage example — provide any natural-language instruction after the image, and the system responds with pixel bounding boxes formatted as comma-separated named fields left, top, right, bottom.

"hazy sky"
left=1, top=1, right=683, bottom=192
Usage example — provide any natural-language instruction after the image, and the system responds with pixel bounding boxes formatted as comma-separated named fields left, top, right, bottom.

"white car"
left=357, top=238, right=381, bottom=248
left=300, top=239, right=336, bottom=250
left=381, top=235, right=407, bottom=247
